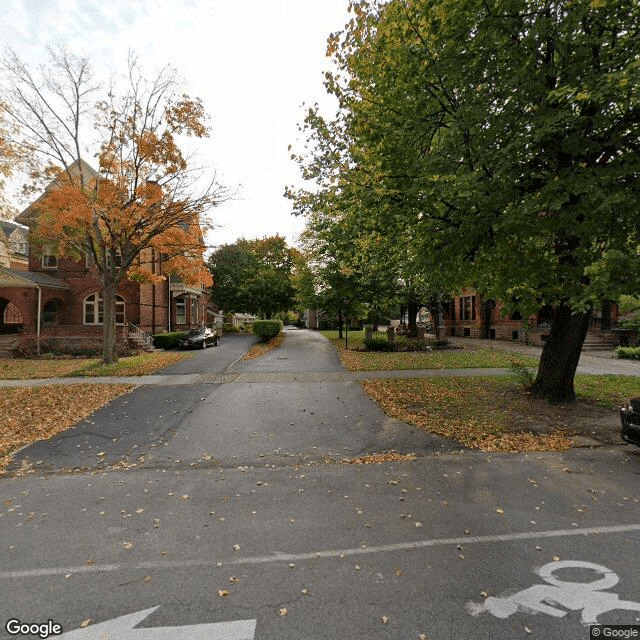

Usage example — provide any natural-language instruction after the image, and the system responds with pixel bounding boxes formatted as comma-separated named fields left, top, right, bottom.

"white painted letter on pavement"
left=467, top=560, right=640, bottom=625
left=58, top=607, right=256, bottom=639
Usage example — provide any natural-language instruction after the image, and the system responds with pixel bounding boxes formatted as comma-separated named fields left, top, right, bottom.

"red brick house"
left=0, top=198, right=210, bottom=356
left=444, top=288, right=619, bottom=349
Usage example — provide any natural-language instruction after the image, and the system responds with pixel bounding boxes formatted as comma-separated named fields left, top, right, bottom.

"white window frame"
left=83, top=292, right=125, bottom=325
left=42, top=246, right=58, bottom=269
left=175, top=297, right=186, bottom=324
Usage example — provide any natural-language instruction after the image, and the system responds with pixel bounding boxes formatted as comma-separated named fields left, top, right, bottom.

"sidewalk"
left=1, top=361, right=638, bottom=388
left=450, top=336, right=640, bottom=376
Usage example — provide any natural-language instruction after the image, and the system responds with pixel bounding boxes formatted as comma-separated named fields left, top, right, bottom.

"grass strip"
left=320, top=330, right=538, bottom=371
left=360, top=374, right=640, bottom=452
left=0, top=351, right=190, bottom=380
left=241, top=332, right=285, bottom=360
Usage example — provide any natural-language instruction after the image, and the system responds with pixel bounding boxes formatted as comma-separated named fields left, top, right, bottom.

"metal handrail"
left=128, top=322, right=154, bottom=349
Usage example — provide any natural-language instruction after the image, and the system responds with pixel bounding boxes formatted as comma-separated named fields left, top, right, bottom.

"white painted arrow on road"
left=59, top=607, right=256, bottom=639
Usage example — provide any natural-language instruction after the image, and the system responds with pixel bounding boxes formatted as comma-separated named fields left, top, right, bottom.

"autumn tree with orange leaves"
left=1, top=47, right=227, bottom=363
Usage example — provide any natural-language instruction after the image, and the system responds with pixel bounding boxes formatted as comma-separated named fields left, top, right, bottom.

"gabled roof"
left=0, top=221, right=29, bottom=256
left=0, top=220, right=28, bottom=237
left=15, top=159, right=100, bottom=226
left=0, top=267, right=70, bottom=290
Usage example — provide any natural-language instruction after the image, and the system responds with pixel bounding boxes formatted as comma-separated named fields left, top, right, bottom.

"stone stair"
left=582, top=332, right=617, bottom=352
left=0, top=334, right=18, bottom=358
left=127, top=323, right=154, bottom=352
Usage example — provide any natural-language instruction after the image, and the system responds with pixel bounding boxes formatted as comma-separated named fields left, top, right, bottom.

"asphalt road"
left=1, top=328, right=640, bottom=640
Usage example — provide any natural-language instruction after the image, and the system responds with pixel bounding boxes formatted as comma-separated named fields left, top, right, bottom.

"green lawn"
left=0, top=351, right=191, bottom=380
left=574, top=374, right=640, bottom=408
left=320, top=330, right=539, bottom=371
left=361, top=373, right=640, bottom=452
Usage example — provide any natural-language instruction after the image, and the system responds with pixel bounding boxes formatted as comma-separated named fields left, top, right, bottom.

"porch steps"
left=127, top=323, right=154, bottom=352
left=582, top=333, right=617, bottom=352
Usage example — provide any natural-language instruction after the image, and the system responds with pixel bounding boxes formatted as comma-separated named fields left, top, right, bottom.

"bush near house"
left=222, top=323, right=241, bottom=333
left=152, top=331, right=186, bottom=349
left=363, top=338, right=396, bottom=352
left=253, top=320, right=283, bottom=342
left=615, top=346, right=640, bottom=360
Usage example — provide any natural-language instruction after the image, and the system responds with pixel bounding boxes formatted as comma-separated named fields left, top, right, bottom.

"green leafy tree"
left=290, top=0, right=640, bottom=401
left=208, top=235, right=297, bottom=318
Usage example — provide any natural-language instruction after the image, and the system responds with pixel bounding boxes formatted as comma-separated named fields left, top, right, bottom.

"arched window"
left=42, top=300, right=60, bottom=325
left=83, top=293, right=125, bottom=325
left=3, top=302, right=23, bottom=325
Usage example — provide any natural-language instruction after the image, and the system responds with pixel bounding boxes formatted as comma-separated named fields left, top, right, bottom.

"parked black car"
left=178, top=327, right=219, bottom=349
left=620, top=397, right=640, bottom=447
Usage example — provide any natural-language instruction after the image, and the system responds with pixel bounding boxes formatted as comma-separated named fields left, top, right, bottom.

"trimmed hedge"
left=616, top=345, right=640, bottom=359
left=253, top=320, right=283, bottom=342
left=363, top=337, right=396, bottom=352
left=152, top=331, right=185, bottom=349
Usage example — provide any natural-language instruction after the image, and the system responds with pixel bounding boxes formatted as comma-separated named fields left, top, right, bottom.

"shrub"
left=429, top=339, right=451, bottom=350
left=152, top=331, right=185, bottom=349
left=253, top=320, right=283, bottom=342
left=363, top=337, right=396, bottom=352
left=16, top=335, right=49, bottom=358
left=294, top=318, right=306, bottom=328
left=509, top=359, right=537, bottom=387
left=619, top=311, right=640, bottom=331
left=222, top=323, right=240, bottom=333
left=615, top=345, right=640, bottom=360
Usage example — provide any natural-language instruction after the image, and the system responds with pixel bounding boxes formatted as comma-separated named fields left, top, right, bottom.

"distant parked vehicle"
left=620, top=397, right=640, bottom=447
left=178, top=327, right=219, bottom=349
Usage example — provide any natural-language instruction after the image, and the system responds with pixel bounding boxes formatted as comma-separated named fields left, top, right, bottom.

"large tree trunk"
left=102, top=283, right=118, bottom=364
left=529, top=304, right=591, bottom=403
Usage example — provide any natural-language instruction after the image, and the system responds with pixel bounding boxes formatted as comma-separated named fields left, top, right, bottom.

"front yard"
left=0, top=351, right=191, bottom=379
left=320, top=329, right=539, bottom=370
left=319, top=329, right=638, bottom=452
left=0, top=351, right=192, bottom=473
left=362, top=375, right=640, bottom=452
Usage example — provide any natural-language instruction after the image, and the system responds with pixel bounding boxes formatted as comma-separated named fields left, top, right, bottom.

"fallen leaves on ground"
left=0, top=384, right=133, bottom=473
left=0, top=351, right=190, bottom=380
left=74, top=351, right=191, bottom=377
left=241, top=333, right=285, bottom=360
left=361, top=377, right=572, bottom=452
left=341, top=451, right=417, bottom=464
left=0, top=357, right=96, bottom=380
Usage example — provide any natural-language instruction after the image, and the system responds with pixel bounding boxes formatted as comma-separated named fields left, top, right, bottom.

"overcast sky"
left=0, top=0, right=351, bottom=249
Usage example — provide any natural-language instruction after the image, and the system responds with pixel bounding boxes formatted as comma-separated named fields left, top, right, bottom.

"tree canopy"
left=208, top=235, right=298, bottom=319
left=1, top=47, right=227, bottom=362
left=289, top=0, right=640, bottom=400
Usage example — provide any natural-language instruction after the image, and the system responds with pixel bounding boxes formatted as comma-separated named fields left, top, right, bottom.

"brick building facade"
left=0, top=205, right=209, bottom=355
left=444, top=289, right=619, bottom=348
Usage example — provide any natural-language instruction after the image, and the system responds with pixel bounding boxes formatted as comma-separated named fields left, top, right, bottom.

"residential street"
left=2, top=329, right=640, bottom=639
